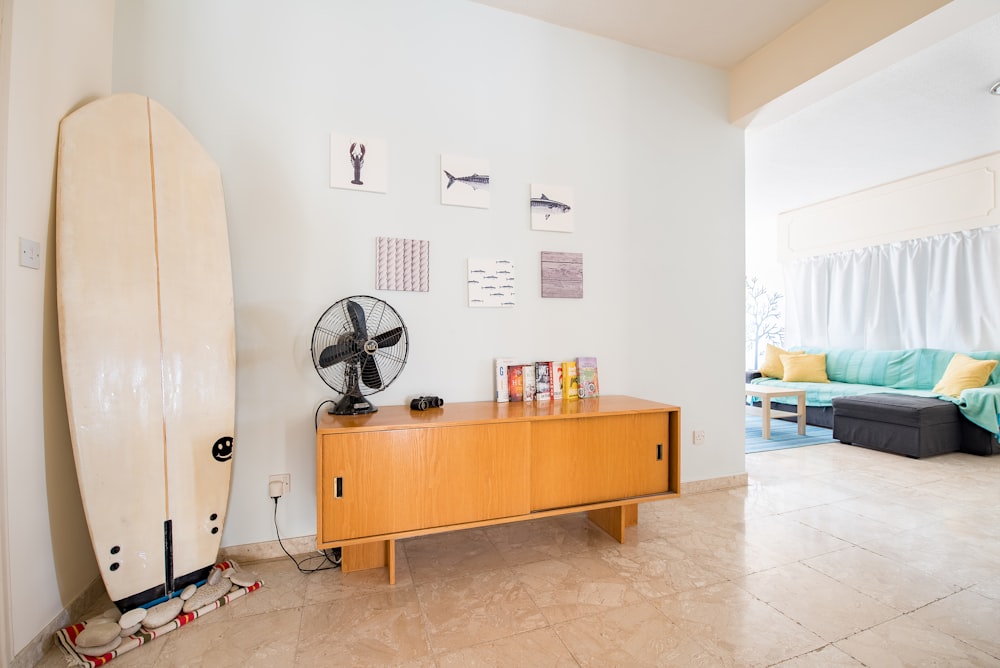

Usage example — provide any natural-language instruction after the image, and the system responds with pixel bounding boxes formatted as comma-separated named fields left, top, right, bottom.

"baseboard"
left=219, top=534, right=318, bottom=564
left=12, top=574, right=105, bottom=668
left=681, top=473, right=748, bottom=495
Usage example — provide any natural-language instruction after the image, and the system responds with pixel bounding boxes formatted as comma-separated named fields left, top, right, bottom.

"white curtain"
left=784, top=225, right=1000, bottom=350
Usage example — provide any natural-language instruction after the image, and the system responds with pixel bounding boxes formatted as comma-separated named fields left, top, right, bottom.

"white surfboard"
left=56, top=93, right=235, bottom=611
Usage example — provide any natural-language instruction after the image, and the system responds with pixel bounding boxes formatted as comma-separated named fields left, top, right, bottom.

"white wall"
left=112, top=0, right=746, bottom=549
left=746, top=11, right=1000, bottom=356
left=1, top=0, right=115, bottom=655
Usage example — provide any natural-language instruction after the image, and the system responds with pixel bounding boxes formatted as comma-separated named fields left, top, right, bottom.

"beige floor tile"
left=806, top=468, right=907, bottom=498
left=416, top=569, right=547, bottom=653
left=861, top=524, right=1000, bottom=588
left=780, top=503, right=904, bottom=547
left=833, top=492, right=949, bottom=533
left=738, top=514, right=850, bottom=562
left=835, top=614, right=1000, bottom=667
left=436, top=627, right=579, bottom=667
left=597, top=535, right=742, bottom=598
left=773, top=644, right=865, bottom=667
left=152, top=605, right=301, bottom=667
left=294, top=586, right=431, bottom=666
left=971, top=575, right=1000, bottom=600
left=919, top=473, right=1000, bottom=506
left=303, top=543, right=412, bottom=605
left=303, top=564, right=404, bottom=603
left=513, top=552, right=645, bottom=624
left=909, top=589, right=1000, bottom=658
left=736, top=562, right=899, bottom=642
left=804, top=545, right=961, bottom=612
left=855, top=458, right=951, bottom=488
left=860, top=481, right=985, bottom=520
left=404, top=528, right=508, bottom=584
left=483, top=514, right=595, bottom=567
left=651, top=581, right=825, bottom=666
left=760, top=476, right=872, bottom=508
left=226, top=557, right=309, bottom=617
left=553, top=601, right=718, bottom=667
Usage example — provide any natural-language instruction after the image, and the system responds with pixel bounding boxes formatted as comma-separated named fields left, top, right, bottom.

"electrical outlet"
left=19, top=237, right=40, bottom=270
left=268, top=473, right=290, bottom=498
left=692, top=430, right=706, bottom=445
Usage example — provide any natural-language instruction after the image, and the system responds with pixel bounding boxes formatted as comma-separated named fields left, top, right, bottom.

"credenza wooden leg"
left=341, top=539, right=396, bottom=583
left=623, top=503, right=638, bottom=527
left=588, top=505, right=627, bottom=543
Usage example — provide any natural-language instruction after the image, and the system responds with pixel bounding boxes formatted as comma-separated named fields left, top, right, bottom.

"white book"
left=494, top=357, right=516, bottom=402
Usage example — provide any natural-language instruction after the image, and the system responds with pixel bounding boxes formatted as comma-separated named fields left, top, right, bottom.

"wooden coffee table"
left=745, top=384, right=806, bottom=440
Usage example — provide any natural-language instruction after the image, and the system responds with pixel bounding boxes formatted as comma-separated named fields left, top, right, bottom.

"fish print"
left=531, top=194, right=571, bottom=219
left=444, top=170, right=490, bottom=191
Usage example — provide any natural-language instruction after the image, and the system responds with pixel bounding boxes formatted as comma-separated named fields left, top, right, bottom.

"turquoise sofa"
left=749, top=347, right=1000, bottom=449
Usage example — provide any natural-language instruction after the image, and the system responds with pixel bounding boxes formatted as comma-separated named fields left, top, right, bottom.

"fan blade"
left=361, top=355, right=384, bottom=390
left=373, top=326, right=403, bottom=348
left=346, top=300, right=368, bottom=337
left=318, top=341, right=357, bottom=368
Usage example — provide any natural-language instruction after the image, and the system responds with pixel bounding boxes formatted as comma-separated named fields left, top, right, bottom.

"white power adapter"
left=269, top=479, right=284, bottom=499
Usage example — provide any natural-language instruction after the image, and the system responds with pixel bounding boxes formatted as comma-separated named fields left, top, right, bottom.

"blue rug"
left=745, top=414, right=836, bottom=453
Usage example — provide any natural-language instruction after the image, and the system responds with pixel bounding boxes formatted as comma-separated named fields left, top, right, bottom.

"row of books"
left=494, top=357, right=599, bottom=403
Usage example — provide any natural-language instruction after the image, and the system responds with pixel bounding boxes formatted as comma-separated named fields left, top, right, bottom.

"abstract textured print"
left=376, top=237, right=430, bottom=292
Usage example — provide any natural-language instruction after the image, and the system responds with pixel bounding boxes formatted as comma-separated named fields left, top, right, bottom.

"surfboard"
left=56, top=93, right=235, bottom=611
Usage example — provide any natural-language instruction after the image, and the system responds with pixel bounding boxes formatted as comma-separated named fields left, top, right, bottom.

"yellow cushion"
left=760, top=344, right=802, bottom=379
left=932, top=353, right=998, bottom=397
left=781, top=353, right=829, bottom=383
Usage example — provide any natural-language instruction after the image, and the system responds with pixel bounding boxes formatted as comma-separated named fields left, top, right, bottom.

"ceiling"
left=468, top=0, right=830, bottom=69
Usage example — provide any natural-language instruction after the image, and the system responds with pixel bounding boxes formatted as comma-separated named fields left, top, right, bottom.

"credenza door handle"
left=656, top=443, right=663, bottom=461
left=335, top=476, right=343, bottom=498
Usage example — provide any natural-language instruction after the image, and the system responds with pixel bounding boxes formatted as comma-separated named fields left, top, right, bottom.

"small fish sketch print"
left=530, top=183, right=574, bottom=233
left=468, top=258, right=515, bottom=307
left=331, top=132, right=387, bottom=193
left=442, top=154, right=490, bottom=209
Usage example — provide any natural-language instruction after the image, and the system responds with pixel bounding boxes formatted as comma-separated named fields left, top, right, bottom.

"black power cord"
left=272, top=496, right=340, bottom=573
left=314, top=399, right=337, bottom=429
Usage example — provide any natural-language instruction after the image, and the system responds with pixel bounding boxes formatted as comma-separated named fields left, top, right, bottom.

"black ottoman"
left=832, top=394, right=961, bottom=458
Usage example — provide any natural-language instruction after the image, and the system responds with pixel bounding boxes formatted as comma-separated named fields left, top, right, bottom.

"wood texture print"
left=376, top=237, right=430, bottom=292
left=541, top=251, right=583, bottom=298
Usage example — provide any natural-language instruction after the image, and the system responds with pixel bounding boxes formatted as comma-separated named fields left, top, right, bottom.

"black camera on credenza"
left=410, top=396, right=444, bottom=411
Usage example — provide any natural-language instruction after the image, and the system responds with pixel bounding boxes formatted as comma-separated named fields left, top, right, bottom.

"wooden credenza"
left=315, top=395, right=680, bottom=582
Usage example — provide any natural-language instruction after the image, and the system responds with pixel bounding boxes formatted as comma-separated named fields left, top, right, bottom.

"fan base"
left=329, top=393, right=378, bottom=416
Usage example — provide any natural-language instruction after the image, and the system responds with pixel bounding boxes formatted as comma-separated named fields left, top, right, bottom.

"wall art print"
left=376, top=237, right=430, bottom=292
left=530, top=183, right=574, bottom=232
left=441, top=154, right=490, bottom=209
left=330, top=133, right=387, bottom=193
left=540, top=251, right=583, bottom=298
left=468, top=258, right=516, bottom=308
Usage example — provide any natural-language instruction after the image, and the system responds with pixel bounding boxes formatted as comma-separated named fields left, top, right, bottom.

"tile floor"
left=36, top=442, right=1000, bottom=666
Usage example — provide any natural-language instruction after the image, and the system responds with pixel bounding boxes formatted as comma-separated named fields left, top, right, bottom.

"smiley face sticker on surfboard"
left=56, top=93, right=235, bottom=611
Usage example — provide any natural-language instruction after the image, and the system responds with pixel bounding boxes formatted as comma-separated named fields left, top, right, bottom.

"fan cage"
left=310, top=296, right=409, bottom=401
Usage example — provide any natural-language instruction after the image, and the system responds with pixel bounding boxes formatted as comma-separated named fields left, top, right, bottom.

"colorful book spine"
left=553, top=362, right=563, bottom=401
left=494, top=357, right=516, bottom=402
left=522, top=363, right=535, bottom=403
left=507, top=365, right=524, bottom=402
left=577, top=356, right=600, bottom=398
left=561, top=360, right=579, bottom=400
left=534, top=361, right=552, bottom=401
